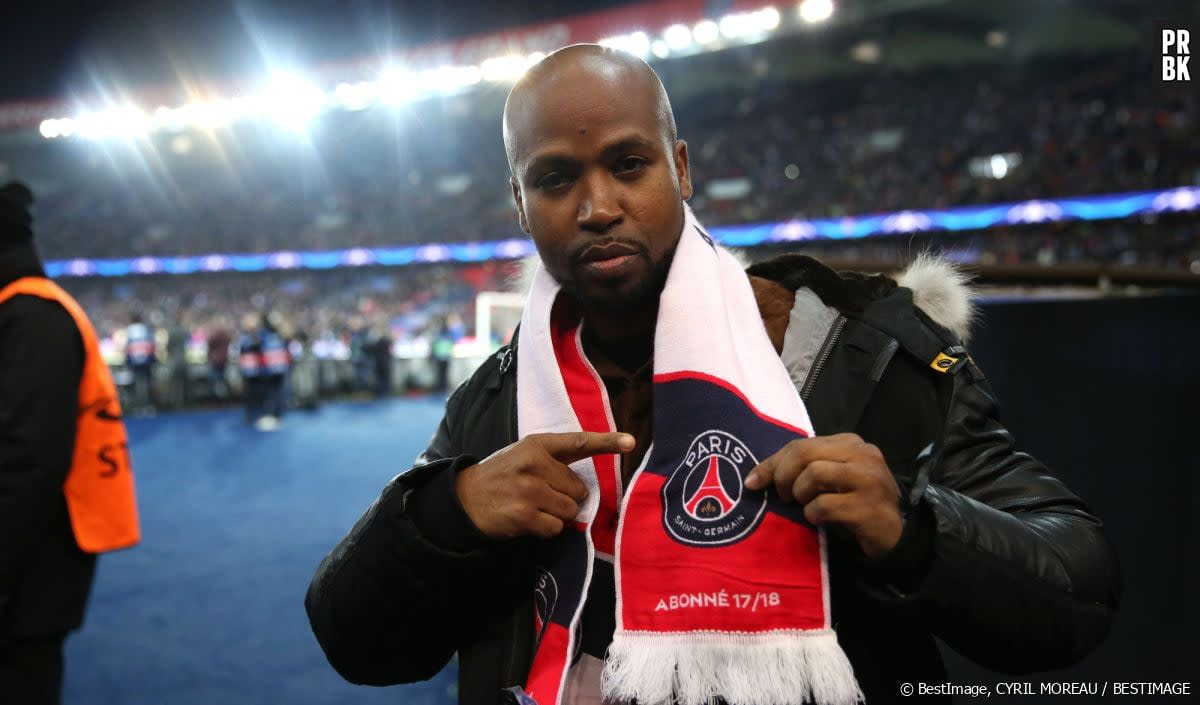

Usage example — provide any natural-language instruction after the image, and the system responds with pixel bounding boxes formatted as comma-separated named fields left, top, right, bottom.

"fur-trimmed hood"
left=894, top=253, right=976, bottom=342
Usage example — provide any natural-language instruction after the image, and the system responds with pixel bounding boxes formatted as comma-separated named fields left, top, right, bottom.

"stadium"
left=0, top=0, right=1195, bottom=704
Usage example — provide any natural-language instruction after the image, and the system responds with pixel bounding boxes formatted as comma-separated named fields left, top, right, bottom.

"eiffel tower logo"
left=684, top=455, right=737, bottom=520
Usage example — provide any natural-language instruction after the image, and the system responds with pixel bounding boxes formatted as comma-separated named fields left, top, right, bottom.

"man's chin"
left=565, top=283, right=658, bottom=314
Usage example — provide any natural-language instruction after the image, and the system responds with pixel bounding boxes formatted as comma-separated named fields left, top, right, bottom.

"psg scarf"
left=515, top=207, right=863, bottom=705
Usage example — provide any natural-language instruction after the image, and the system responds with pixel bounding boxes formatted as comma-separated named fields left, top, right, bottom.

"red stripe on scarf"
left=524, top=622, right=572, bottom=704
left=551, top=312, right=621, bottom=555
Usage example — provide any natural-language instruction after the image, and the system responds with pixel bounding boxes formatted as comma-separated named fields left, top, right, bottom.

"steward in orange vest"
left=0, top=182, right=140, bottom=705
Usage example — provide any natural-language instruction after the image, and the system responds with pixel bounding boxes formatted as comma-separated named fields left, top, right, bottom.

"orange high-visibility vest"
left=0, top=277, right=141, bottom=553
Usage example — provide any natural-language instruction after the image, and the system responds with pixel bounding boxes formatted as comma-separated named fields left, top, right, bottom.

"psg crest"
left=662, top=431, right=767, bottom=546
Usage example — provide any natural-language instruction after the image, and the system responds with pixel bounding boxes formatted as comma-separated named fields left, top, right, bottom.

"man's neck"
left=580, top=305, right=656, bottom=374
left=583, top=304, right=656, bottom=343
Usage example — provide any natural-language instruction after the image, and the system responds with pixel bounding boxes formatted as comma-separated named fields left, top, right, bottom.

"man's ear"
left=511, top=177, right=530, bottom=234
left=674, top=140, right=693, bottom=201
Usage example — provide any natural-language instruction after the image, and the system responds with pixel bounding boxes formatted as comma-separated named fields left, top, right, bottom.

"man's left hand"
left=744, top=433, right=903, bottom=558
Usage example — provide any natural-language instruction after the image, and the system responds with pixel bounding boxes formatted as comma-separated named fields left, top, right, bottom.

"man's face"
left=509, top=70, right=692, bottom=313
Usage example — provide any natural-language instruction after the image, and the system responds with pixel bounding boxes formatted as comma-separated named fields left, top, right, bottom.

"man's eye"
left=537, top=173, right=570, bottom=190
left=615, top=156, right=647, bottom=175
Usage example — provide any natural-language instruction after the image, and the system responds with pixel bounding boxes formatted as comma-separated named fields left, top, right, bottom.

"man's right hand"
left=455, top=431, right=636, bottom=540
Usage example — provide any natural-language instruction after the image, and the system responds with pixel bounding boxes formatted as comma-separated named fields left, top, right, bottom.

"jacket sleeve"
left=0, top=297, right=84, bottom=614
left=305, top=367, right=529, bottom=685
left=871, top=356, right=1121, bottom=674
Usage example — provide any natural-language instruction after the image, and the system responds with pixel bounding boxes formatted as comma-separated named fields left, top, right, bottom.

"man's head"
left=503, top=45, right=692, bottom=313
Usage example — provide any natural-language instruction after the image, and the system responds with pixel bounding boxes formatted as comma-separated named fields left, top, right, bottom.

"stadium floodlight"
left=799, top=0, right=835, bottom=24
left=719, top=13, right=752, bottom=39
left=481, top=55, right=531, bottom=82
left=75, top=106, right=150, bottom=140
left=599, top=31, right=651, bottom=58
left=260, top=73, right=327, bottom=130
left=152, top=105, right=186, bottom=131
left=720, top=8, right=783, bottom=39
left=379, top=67, right=418, bottom=105
left=334, top=81, right=378, bottom=110
left=38, top=119, right=61, bottom=139
left=760, top=7, right=782, bottom=30
left=693, top=20, right=720, bottom=45
left=421, top=64, right=483, bottom=94
left=651, top=40, right=670, bottom=59
left=185, top=99, right=249, bottom=129
left=663, top=23, right=693, bottom=50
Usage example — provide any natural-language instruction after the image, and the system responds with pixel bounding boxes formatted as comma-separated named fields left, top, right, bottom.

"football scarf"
left=516, top=207, right=863, bottom=705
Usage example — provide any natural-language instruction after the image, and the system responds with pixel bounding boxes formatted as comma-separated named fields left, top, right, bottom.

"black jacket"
left=306, top=255, right=1120, bottom=704
left=0, top=242, right=95, bottom=638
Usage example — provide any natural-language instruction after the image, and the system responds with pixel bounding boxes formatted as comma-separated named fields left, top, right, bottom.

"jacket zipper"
left=801, top=315, right=846, bottom=401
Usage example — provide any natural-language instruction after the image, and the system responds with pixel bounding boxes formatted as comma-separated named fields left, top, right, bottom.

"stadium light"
left=32, top=7, right=800, bottom=141
left=152, top=105, right=185, bottom=131
left=693, top=20, right=720, bottom=45
left=481, top=55, right=531, bottom=82
left=185, top=99, right=251, bottom=129
left=379, top=67, right=417, bottom=105
left=421, top=64, right=482, bottom=93
left=718, top=8, right=781, bottom=40
left=75, top=106, right=150, bottom=140
left=599, top=31, right=651, bottom=58
left=334, top=81, right=378, bottom=110
left=799, top=0, right=834, bottom=24
left=663, top=23, right=693, bottom=50
left=761, top=7, right=782, bottom=30
left=260, top=73, right=326, bottom=130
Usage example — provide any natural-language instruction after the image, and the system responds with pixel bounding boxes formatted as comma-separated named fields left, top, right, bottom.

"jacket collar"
left=0, top=241, right=47, bottom=290
left=745, top=254, right=899, bottom=318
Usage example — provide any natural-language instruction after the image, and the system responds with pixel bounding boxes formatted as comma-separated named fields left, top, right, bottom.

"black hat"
left=0, top=182, right=34, bottom=244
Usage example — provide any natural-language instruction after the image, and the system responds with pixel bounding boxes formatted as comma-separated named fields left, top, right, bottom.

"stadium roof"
left=0, top=0, right=1179, bottom=139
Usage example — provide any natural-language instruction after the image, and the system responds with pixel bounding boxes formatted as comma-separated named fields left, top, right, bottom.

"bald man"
left=307, top=46, right=1118, bottom=704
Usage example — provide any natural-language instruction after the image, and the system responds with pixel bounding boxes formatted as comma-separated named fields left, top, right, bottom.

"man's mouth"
left=577, top=241, right=641, bottom=264
left=583, top=253, right=635, bottom=272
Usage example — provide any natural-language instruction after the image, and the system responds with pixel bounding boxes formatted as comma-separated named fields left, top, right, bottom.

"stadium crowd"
left=18, top=50, right=1196, bottom=260
left=57, top=214, right=1198, bottom=394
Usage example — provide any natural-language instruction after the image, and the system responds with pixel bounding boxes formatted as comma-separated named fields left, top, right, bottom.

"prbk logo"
left=1162, top=29, right=1190, bottom=81
left=662, top=431, right=767, bottom=546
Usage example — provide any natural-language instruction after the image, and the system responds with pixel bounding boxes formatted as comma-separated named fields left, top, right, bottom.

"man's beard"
left=560, top=243, right=677, bottom=315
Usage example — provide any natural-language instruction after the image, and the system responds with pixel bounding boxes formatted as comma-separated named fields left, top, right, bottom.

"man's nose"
left=577, top=174, right=623, bottom=234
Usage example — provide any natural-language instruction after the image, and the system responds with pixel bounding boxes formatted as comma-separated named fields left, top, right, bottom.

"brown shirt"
left=581, top=275, right=796, bottom=485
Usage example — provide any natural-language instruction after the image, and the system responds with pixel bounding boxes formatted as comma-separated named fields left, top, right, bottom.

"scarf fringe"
left=602, top=631, right=864, bottom=705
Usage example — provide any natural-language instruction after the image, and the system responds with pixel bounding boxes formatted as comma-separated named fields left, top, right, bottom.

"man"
left=206, top=316, right=233, bottom=401
left=0, top=182, right=140, bottom=704
left=165, top=309, right=192, bottom=409
left=306, top=47, right=1119, bottom=704
left=124, top=312, right=157, bottom=414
